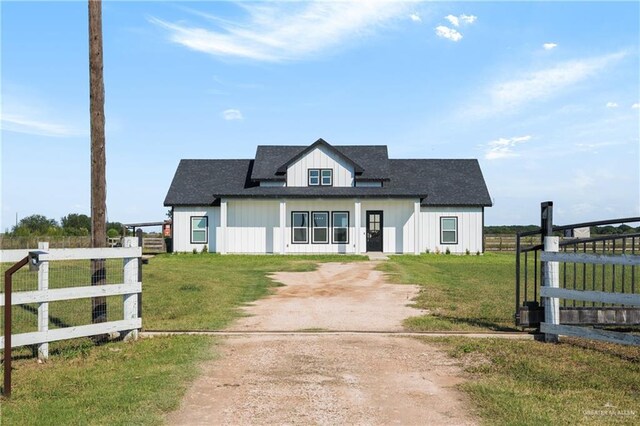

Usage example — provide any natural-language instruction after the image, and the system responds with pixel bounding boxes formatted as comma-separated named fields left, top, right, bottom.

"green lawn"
left=379, top=253, right=518, bottom=331
left=1, top=335, right=214, bottom=425
left=429, top=337, right=640, bottom=425
left=143, top=253, right=367, bottom=330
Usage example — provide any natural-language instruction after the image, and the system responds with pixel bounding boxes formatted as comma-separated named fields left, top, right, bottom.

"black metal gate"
left=515, top=202, right=640, bottom=328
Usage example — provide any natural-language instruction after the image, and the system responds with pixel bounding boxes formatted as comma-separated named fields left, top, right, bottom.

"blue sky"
left=1, top=1, right=639, bottom=230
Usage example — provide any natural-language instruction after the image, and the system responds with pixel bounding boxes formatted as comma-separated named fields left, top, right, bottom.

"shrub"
left=445, top=247, right=451, bottom=255
left=192, top=248, right=198, bottom=254
left=476, top=251, right=480, bottom=256
left=202, top=244, right=208, bottom=253
left=465, top=248, right=470, bottom=255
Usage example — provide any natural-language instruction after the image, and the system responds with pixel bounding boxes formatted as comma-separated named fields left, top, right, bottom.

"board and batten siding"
left=286, top=145, right=354, bottom=187
left=226, top=199, right=280, bottom=253
left=359, top=199, right=416, bottom=253
left=420, top=206, right=483, bottom=254
left=172, top=207, right=220, bottom=252
left=172, top=201, right=484, bottom=255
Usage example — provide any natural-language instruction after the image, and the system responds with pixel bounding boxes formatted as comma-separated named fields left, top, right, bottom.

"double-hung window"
left=440, top=217, right=458, bottom=244
left=308, top=169, right=320, bottom=186
left=312, top=212, right=329, bottom=243
left=321, top=169, right=332, bottom=186
left=308, top=169, right=333, bottom=186
left=292, top=212, right=309, bottom=243
left=332, top=212, right=349, bottom=244
left=191, top=216, right=208, bottom=244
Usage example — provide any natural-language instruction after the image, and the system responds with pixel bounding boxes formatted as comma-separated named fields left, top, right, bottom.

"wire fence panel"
left=1, top=241, right=141, bottom=357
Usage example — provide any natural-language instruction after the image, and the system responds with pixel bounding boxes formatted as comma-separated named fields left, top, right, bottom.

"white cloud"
left=632, top=103, right=640, bottom=109
left=484, top=135, right=531, bottom=160
left=605, top=102, right=618, bottom=108
left=0, top=113, right=82, bottom=138
left=444, top=14, right=476, bottom=27
left=409, top=13, right=421, bottom=23
left=459, top=14, right=477, bottom=25
left=150, top=2, right=412, bottom=62
left=470, top=51, right=627, bottom=116
left=444, top=14, right=459, bottom=27
left=543, top=42, right=558, bottom=50
left=222, top=109, right=243, bottom=120
left=435, top=25, right=462, bottom=42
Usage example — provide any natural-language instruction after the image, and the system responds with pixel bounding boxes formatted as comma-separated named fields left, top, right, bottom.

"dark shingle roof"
left=164, top=157, right=492, bottom=207
left=163, top=159, right=255, bottom=206
left=251, top=142, right=390, bottom=181
left=386, top=159, right=492, bottom=206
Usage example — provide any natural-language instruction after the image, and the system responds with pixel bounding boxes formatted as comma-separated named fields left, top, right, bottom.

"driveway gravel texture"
left=167, top=261, right=477, bottom=425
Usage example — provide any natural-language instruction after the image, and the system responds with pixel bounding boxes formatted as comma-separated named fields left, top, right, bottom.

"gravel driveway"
left=167, top=261, right=477, bottom=425
left=227, top=261, right=424, bottom=331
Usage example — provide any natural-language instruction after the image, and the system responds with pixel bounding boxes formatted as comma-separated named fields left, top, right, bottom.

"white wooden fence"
left=540, top=236, right=640, bottom=346
left=0, top=238, right=142, bottom=359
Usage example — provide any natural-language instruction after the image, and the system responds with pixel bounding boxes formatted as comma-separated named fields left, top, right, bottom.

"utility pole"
left=89, top=0, right=107, bottom=325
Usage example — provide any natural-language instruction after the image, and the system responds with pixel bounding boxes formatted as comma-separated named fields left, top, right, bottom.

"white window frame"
left=308, top=169, right=320, bottom=186
left=440, top=217, right=458, bottom=244
left=190, top=216, right=208, bottom=244
left=332, top=211, right=349, bottom=244
left=311, top=211, right=329, bottom=244
left=321, top=169, right=333, bottom=186
left=292, top=211, right=309, bottom=244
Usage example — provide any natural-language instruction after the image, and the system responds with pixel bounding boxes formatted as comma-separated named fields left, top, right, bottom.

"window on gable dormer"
left=308, top=169, right=332, bottom=186
left=321, top=169, right=332, bottom=186
left=308, top=169, right=320, bottom=186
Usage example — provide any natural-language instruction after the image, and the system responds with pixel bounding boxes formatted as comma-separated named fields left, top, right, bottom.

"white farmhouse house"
left=164, top=138, right=492, bottom=254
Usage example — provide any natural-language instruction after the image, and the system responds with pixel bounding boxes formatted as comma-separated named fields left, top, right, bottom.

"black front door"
left=366, top=211, right=383, bottom=252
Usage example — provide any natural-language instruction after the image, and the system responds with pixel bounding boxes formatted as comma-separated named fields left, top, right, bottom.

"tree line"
left=485, top=224, right=640, bottom=235
left=6, top=214, right=125, bottom=238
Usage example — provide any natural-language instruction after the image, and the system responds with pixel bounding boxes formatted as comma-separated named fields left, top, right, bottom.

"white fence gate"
left=540, top=236, right=640, bottom=346
left=1, top=237, right=142, bottom=358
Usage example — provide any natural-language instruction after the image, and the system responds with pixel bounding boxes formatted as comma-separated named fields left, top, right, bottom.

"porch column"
left=279, top=199, right=286, bottom=254
left=354, top=199, right=361, bottom=254
left=220, top=199, right=227, bottom=254
left=414, top=199, right=421, bottom=255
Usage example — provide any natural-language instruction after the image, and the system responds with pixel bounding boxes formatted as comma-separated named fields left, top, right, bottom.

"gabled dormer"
left=250, top=138, right=390, bottom=188
left=276, top=138, right=362, bottom=187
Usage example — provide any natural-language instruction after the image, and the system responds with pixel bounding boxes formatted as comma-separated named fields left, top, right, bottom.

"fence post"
left=542, top=236, right=560, bottom=343
left=122, top=237, right=139, bottom=341
left=37, top=242, right=49, bottom=361
left=136, top=228, right=143, bottom=319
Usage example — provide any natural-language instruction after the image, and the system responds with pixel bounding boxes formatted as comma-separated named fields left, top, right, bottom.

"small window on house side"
left=292, top=212, right=309, bottom=243
left=312, top=212, right=329, bottom=243
left=321, top=169, right=332, bottom=186
left=332, top=212, right=349, bottom=244
left=308, top=169, right=320, bottom=186
left=440, top=217, right=458, bottom=244
left=191, top=216, right=208, bottom=244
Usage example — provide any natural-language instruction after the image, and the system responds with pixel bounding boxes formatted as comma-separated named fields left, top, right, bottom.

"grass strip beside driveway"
left=1, top=335, right=214, bottom=425
left=379, top=253, right=517, bottom=331
left=428, top=337, right=640, bottom=425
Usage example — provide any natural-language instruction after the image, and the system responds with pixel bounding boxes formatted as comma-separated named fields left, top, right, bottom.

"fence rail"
left=1, top=238, right=142, bottom=354
left=540, top=236, right=640, bottom=346
left=514, top=203, right=640, bottom=348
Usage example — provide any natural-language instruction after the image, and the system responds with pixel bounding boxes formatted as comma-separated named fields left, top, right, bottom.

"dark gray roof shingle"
left=164, top=159, right=255, bottom=206
left=164, top=156, right=492, bottom=207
